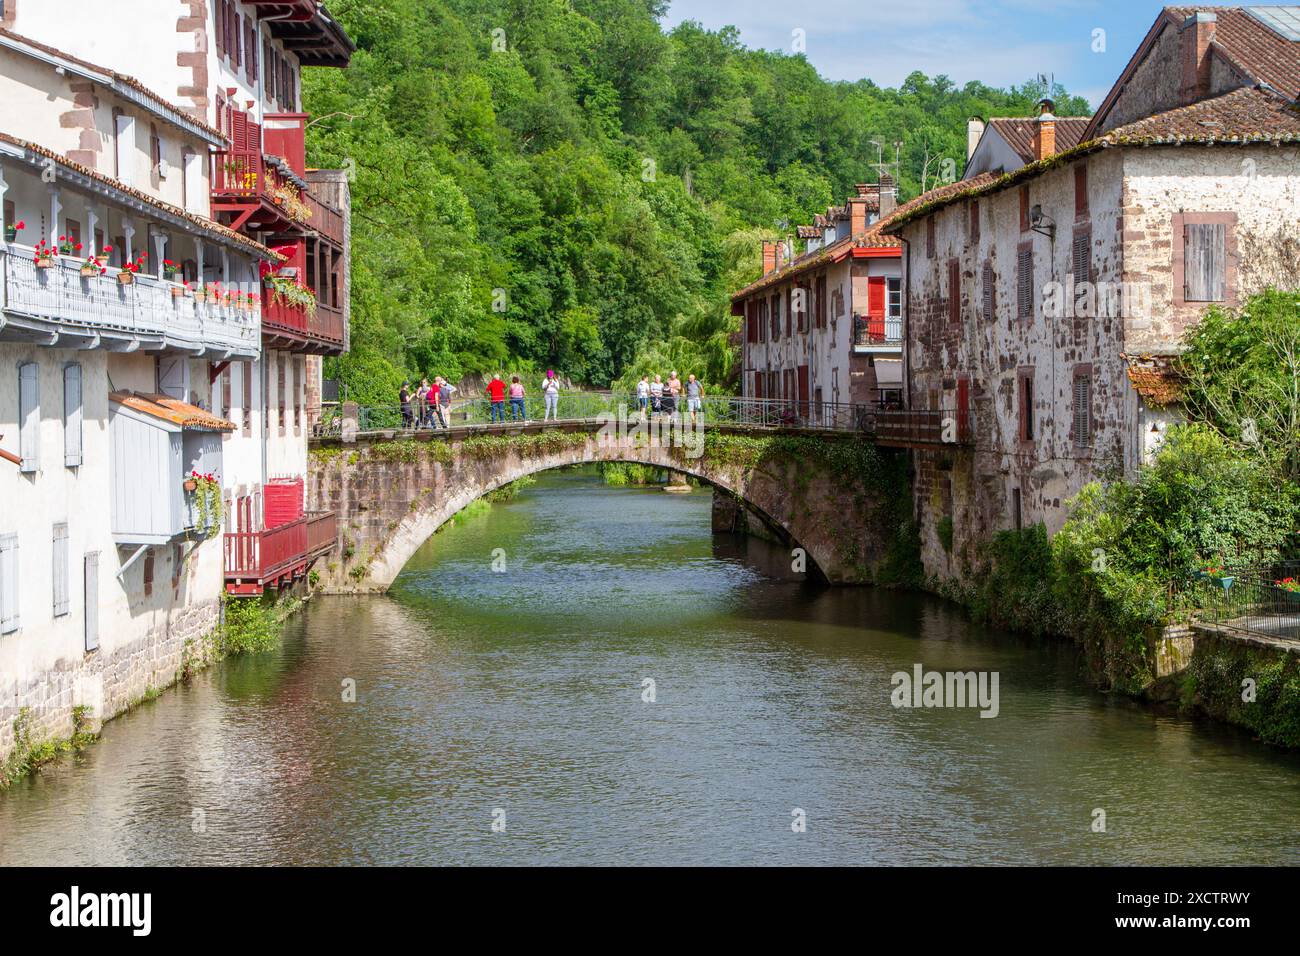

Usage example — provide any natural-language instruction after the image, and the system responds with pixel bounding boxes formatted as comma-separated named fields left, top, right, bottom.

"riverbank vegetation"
left=956, top=291, right=1300, bottom=739
left=305, top=0, right=1087, bottom=399
left=0, top=706, right=97, bottom=790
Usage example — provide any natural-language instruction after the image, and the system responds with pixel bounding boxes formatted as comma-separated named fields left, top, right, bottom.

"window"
left=0, top=534, right=17, bottom=633
left=3, top=198, right=14, bottom=236
left=1183, top=222, right=1227, bottom=302
left=18, top=361, right=38, bottom=473
left=245, top=15, right=258, bottom=86
left=293, top=357, right=302, bottom=433
left=1019, top=187, right=1030, bottom=232
left=1072, top=228, right=1092, bottom=285
left=981, top=261, right=994, bottom=322
left=816, top=275, right=828, bottom=329
left=150, top=125, right=163, bottom=184
left=143, top=548, right=154, bottom=598
left=64, top=363, right=82, bottom=467
left=947, top=258, right=960, bottom=325
left=1017, top=244, right=1033, bottom=320
left=1073, top=368, right=1093, bottom=448
left=114, top=111, right=134, bottom=186
left=65, top=219, right=81, bottom=247
left=770, top=294, right=781, bottom=341
left=277, top=354, right=286, bottom=435
left=1018, top=371, right=1035, bottom=442
left=784, top=288, right=793, bottom=337
left=926, top=216, right=935, bottom=258
left=221, top=365, right=232, bottom=419
left=1011, top=489, right=1022, bottom=531
left=52, top=523, right=69, bottom=617
left=969, top=201, right=980, bottom=243
left=887, top=277, right=902, bottom=320
left=242, top=360, right=253, bottom=435
left=1074, top=164, right=1088, bottom=217
left=796, top=285, right=808, bottom=333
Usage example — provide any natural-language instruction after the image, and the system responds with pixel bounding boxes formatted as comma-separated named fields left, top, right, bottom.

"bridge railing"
left=313, top=394, right=970, bottom=445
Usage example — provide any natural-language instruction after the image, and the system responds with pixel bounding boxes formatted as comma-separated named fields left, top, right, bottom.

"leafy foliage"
left=308, top=0, right=1089, bottom=394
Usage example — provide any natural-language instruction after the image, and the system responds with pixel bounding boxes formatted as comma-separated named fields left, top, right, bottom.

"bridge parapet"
left=307, top=422, right=914, bottom=593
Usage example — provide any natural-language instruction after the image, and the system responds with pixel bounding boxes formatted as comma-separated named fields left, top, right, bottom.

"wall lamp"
left=1029, top=204, right=1056, bottom=240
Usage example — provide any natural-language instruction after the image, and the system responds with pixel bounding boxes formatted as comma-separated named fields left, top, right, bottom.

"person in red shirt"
left=486, top=373, right=507, bottom=423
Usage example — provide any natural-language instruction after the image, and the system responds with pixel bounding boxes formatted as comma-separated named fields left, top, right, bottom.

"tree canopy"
left=306, top=0, right=1091, bottom=399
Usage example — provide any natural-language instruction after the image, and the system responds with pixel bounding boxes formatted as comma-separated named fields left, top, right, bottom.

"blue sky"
left=661, top=2, right=1294, bottom=108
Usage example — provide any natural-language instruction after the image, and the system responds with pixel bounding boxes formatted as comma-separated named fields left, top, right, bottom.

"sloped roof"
left=884, top=87, right=1300, bottom=232
left=986, top=117, right=1091, bottom=164
left=111, top=392, right=236, bottom=431
left=1127, top=363, right=1186, bottom=405
left=1089, top=6, right=1300, bottom=137
left=730, top=220, right=901, bottom=300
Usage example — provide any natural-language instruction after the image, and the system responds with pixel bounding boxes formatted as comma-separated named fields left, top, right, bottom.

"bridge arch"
left=308, top=423, right=903, bottom=592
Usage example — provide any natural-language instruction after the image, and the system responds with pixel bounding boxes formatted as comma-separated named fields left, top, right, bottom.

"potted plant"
left=202, top=281, right=221, bottom=304
left=57, top=235, right=82, bottom=257
left=118, top=251, right=147, bottom=285
left=4, top=220, right=25, bottom=243
left=162, top=259, right=181, bottom=281
left=186, top=471, right=224, bottom=536
left=33, top=239, right=56, bottom=268
left=173, top=280, right=189, bottom=300
left=1203, top=565, right=1235, bottom=591
left=1275, top=577, right=1300, bottom=605
left=78, top=254, right=107, bottom=278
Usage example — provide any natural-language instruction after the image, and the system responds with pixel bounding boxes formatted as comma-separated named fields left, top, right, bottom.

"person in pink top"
left=508, top=375, right=526, bottom=422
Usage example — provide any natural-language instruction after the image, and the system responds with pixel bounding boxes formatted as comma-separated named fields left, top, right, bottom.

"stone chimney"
left=761, top=241, right=777, bottom=276
left=967, top=116, right=986, bottom=160
left=774, top=240, right=786, bottom=271
left=1180, top=12, right=1217, bottom=104
left=1033, top=98, right=1056, bottom=161
left=879, top=173, right=897, bottom=217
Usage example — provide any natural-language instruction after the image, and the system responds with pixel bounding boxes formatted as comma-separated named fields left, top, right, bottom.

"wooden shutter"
left=18, top=361, right=38, bottom=473
left=1073, top=229, right=1091, bottom=285
left=277, top=354, right=286, bottom=434
left=926, top=217, right=935, bottom=258
left=1017, top=247, right=1033, bottom=319
left=1073, top=375, right=1092, bottom=447
left=969, top=201, right=980, bottom=242
left=0, top=534, right=18, bottom=633
left=64, top=363, right=82, bottom=467
left=1184, top=223, right=1226, bottom=301
left=84, top=552, right=99, bottom=652
left=982, top=261, right=994, bottom=322
left=246, top=17, right=258, bottom=85
left=52, top=523, right=69, bottom=617
left=1075, top=164, right=1088, bottom=216
left=948, top=259, right=960, bottom=325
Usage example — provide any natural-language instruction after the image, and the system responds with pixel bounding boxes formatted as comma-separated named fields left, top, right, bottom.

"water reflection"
left=1, top=468, right=1298, bottom=865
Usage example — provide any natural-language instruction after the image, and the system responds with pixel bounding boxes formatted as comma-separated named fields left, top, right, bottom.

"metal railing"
left=1196, top=561, right=1300, bottom=641
left=853, top=313, right=903, bottom=348
left=2, top=245, right=259, bottom=357
left=313, top=393, right=970, bottom=446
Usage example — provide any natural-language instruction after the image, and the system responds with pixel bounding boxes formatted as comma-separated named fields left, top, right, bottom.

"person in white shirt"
left=636, top=376, right=650, bottom=420
left=542, top=370, right=560, bottom=422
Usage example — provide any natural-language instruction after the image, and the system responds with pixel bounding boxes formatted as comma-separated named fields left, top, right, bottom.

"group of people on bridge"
left=636, top=372, right=704, bottom=425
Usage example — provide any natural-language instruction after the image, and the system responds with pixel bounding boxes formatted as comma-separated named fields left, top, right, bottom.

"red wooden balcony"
left=225, top=510, right=337, bottom=596
left=261, top=288, right=345, bottom=355
left=211, top=114, right=313, bottom=235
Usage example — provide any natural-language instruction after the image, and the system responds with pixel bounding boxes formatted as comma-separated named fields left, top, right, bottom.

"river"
left=2, top=467, right=1298, bottom=865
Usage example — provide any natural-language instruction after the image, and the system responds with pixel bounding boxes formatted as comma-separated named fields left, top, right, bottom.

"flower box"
left=171, top=285, right=186, bottom=299
left=34, top=255, right=55, bottom=269
left=3, top=228, right=16, bottom=243
left=79, top=263, right=100, bottom=278
left=117, top=271, right=135, bottom=286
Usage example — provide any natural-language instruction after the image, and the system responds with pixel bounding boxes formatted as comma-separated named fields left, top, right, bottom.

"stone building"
left=884, top=4, right=1300, bottom=582
left=733, top=183, right=904, bottom=414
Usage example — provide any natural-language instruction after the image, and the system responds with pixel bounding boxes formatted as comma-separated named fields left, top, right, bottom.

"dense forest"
left=305, top=0, right=1090, bottom=402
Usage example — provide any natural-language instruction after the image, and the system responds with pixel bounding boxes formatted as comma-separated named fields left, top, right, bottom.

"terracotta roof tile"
left=986, top=117, right=1091, bottom=164
left=885, top=87, right=1300, bottom=231
left=1166, top=6, right=1300, bottom=99
left=1126, top=363, right=1186, bottom=405
left=111, top=391, right=236, bottom=431
left=731, top=220, right=900, bottom=300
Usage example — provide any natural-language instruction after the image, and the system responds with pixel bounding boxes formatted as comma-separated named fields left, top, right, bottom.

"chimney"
left=848, top=197, right=869, bottom=236
left=761, top=241, right=777, bottom=276
left=1033, top=98, right=1056, bottom=161
left=1180, top=12, right=1217, bottom=104
left=879, top=173, right=897, bottom=217
left=967, top=116, right=986, bottom=160
left=774, top=240, right=786, bottom=271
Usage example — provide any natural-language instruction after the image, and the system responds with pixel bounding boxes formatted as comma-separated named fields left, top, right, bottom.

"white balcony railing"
left=1, top=244, right=259, bottom=358
left=853, top=314, right=903, bottom=349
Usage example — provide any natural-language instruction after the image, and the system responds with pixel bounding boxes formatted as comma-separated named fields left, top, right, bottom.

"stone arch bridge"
left=307, top=415, right=929, bottom=593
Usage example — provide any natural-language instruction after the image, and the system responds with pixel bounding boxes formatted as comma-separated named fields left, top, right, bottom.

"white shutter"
left=52, top=523, right=70, bottom=617
left=84, top=552, right=99, bottom=652
left=18, top=361, right=38, bottom=473
left=0, top=534, right=18, bottom=634
left=64, top=363, right=82, bottom=467
left=115, top=113, right=135, bottom=187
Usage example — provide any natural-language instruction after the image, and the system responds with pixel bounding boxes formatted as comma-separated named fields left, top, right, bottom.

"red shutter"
left=867, top=276, right=886, bottom=341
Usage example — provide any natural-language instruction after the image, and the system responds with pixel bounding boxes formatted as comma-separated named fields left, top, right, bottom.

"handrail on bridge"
left=312, top=394, right=970, bottom=447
